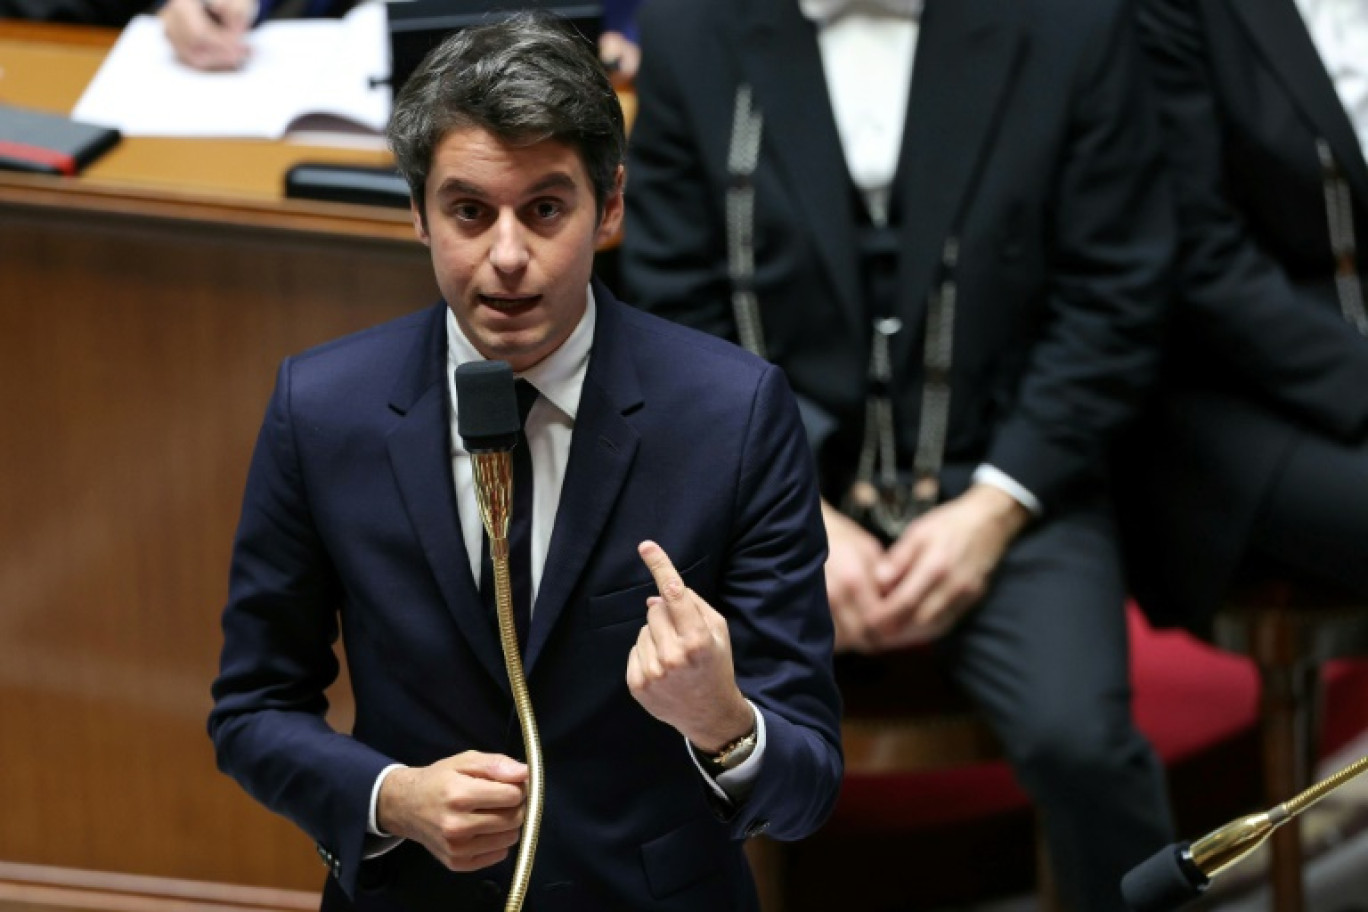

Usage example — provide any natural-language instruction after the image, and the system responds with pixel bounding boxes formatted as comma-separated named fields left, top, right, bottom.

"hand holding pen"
left=159, top=0, right=259, bottom=71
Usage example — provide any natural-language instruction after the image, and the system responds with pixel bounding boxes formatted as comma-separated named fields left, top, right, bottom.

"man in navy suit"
left=208, top=15, right=842, bottom=911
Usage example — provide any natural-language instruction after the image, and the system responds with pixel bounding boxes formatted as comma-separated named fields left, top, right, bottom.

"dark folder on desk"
left=0, top=104, right=121, bottom=176
left=285, top=162, right=411, bottom=208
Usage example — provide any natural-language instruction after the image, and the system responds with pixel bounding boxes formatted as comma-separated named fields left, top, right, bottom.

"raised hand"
left=626, top=540, right=754, bottom=752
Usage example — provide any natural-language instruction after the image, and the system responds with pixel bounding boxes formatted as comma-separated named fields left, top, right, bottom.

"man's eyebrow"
left=433, top=172, right=579, bottom=199
left=525, top=173, right=578, bottom=195
left=434, top=177, right=486, bottom=198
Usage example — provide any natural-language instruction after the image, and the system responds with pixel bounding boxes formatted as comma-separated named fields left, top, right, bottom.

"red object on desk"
left=0, top=139, right=77, bottom=175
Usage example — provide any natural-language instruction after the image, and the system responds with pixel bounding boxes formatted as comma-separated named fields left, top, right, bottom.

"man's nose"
left=489, top=211, right=530, bottom=273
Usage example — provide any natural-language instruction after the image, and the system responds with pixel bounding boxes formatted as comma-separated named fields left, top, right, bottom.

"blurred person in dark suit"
left=620, top=0, right=1178, bottom=907
left=1118, top=0, right=1368, bottom=628
left=0, top=0, right=641, bottom=72
left=155, top=0, right=643, bottom=74
left=0, top=0, right=644, bottom=83
left=208, top=14, right=841, bottom=911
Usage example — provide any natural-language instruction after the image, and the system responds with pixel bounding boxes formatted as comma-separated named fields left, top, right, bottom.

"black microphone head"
left=1121, top=843, right=1208, bottom=912
left=456, top=360, right=519, bottom=452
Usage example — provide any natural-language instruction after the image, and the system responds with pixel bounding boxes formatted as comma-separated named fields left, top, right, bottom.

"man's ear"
left=595, top=164, right=626, bottom=247
left=411, top=199, right=430, bottom=245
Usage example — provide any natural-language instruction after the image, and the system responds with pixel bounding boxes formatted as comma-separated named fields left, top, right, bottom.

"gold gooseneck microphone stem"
left=1190, top=753, right=1368, bottom=878
left=1282, top=752, right=1368, bottom=817
left=471, top=450, right=544, bottom=912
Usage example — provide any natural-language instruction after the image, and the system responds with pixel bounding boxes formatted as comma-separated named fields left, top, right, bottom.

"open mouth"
left=478, top=294, right=542, bottom=317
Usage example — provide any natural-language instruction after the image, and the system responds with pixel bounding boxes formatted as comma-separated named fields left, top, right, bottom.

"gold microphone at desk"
left=456, top=359, right=543, bottom=912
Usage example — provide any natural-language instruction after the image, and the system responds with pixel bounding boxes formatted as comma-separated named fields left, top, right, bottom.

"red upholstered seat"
left=826, top=604, right=1368, bottom=848
left=756, top=605, right=1368, bottom=910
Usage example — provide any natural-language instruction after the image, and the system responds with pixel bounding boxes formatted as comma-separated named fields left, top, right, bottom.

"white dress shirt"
left=804, top=2, right=919, bottom=225
left=366, top=287, right=764, bottom=848
left=1295, top=0, right=1368, bottom=160
left=446, top=291, right=593, bottom=604
left=804, top=2, right=1043, bottom=514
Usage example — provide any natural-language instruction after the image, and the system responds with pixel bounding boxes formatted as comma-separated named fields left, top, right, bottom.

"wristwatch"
left=696, top=710, right=759, bottom=774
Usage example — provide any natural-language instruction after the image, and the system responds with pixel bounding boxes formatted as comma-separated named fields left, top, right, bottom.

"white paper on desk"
left=71, top=2, right=391, bottom=140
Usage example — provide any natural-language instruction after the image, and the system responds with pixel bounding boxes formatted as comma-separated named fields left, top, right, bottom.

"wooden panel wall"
left=0, top=202, right=436, bottom=893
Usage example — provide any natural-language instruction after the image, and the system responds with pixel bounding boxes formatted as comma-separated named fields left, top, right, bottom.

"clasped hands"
left=377, top=540, right=751, bottom=871
left=825, top=483, right=1030, bottom=652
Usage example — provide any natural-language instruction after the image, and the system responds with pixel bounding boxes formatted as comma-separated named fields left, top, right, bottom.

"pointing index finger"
left=638, top=540, right=687, bottom=603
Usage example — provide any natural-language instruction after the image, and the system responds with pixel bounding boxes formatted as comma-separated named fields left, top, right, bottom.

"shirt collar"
left=445, top=285, right=595, bottom=422
left=798, top=0, right=922, bottom=23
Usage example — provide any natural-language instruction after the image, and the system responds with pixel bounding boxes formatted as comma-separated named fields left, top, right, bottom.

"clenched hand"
left=376, top=751, right=527, bottom=871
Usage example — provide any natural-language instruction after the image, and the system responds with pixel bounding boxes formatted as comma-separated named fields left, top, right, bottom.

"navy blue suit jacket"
left=208, top=281, right=842, bottom=911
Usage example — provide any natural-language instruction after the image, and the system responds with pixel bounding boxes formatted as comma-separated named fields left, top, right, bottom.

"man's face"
left=413, top=125, right=623, bottom=372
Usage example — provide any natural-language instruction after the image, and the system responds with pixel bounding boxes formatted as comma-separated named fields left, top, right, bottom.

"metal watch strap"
left=708, top=727, right=758, bottom=771
left=694, top=702, right=759, bottom=774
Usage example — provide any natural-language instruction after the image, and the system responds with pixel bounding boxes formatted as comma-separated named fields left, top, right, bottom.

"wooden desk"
left=0, top=22, right=436, bottom=897
left=0, top=21, right=418, bottom=235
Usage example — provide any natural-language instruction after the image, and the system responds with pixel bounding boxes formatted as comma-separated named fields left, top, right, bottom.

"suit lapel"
left=386, top=305, right=509, bottom=693
left=524, top=285, right=641, bottom=673
left=1228, top=0, right=1368, bottom=203
left=892, top=0, right=1024, bottom=356
left=737, top=0, right=864, bottom=341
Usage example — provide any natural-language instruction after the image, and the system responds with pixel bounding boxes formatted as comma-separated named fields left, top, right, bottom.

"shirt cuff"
left=973, top=464, right=1043, bottom=516
left=686, top=701, right=767, bottom=805
left=364, top=763, right=407, bottom=858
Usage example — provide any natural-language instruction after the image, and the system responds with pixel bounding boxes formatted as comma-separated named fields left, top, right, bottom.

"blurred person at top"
left=157, top=0, right=643, bottom=76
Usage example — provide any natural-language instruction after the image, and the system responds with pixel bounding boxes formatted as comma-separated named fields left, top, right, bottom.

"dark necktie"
left=480, top=379, right=539, bottom=650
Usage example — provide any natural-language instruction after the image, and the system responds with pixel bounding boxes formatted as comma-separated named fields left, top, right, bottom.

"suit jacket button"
left=744, top=819, right=770, bottom=838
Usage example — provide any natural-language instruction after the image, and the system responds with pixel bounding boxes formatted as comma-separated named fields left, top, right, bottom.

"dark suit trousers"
left=1246, top=427, right=1368, bottom=595
left=939, top=499, right=1173, bottom=912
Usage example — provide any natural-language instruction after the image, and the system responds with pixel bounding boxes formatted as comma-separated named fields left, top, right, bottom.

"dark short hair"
left=387, top=13, right=625, bottom=223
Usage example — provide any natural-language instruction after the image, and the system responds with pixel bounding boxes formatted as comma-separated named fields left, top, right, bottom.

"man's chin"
left=471, top=332, right=550, bottom=371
